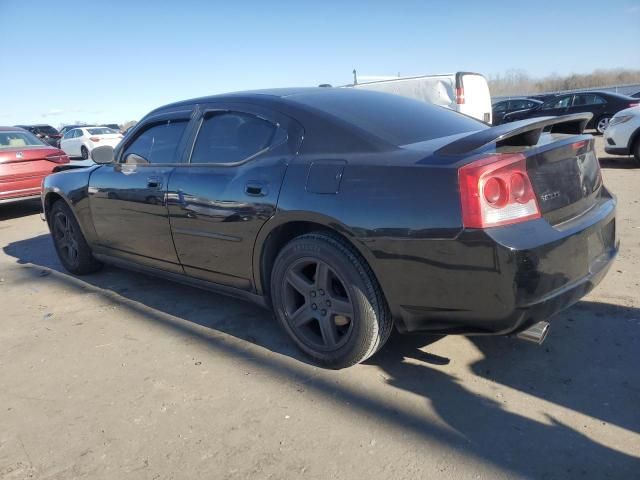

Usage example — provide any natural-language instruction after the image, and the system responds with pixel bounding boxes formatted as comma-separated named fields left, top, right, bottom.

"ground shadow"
left=599, top=155, right=637, bottom=169
left=4, top=233, right=639, bottom=478
left=0, top=198, right=41, bottom=221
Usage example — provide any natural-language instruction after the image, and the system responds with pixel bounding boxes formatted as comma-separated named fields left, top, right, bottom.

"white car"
left=60, top=127, right=123, bottom=159
left=604, top=106, right=640, bottom=164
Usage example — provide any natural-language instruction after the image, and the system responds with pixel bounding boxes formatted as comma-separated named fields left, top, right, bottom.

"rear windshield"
left=87, top=127, right=117, bottom=135
left=0, top=131, right=46, bottom=149
left=289, top=89, right=486, bottom=145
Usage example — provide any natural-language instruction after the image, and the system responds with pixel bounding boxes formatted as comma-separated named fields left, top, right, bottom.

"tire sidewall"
left=596, top=116, right=610, bottom=134
left=81, top=146, right=89, bottom=159
left=271, top=236, right=380, bottom=368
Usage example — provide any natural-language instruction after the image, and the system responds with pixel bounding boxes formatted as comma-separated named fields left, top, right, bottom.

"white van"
left=350, top=72, right=492, bottom=123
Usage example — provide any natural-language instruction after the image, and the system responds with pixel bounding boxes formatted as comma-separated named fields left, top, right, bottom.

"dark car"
left=41, top=88, right=617, bottom=368
left=14, top=124, right=61, bottom=146
left=492, top=98, right=542, bottom=125
left=102, top=124, right=121, bottom=132
left=527, top=93, right=558, bottom=103
left=632, top=91, right=640, bottom=98
left=503, top=91, right=640, bottom=133
left=59, top=124, right=94, bottom=136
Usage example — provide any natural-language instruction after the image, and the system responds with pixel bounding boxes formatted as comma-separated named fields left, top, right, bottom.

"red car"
left=0, top=127, right=70, bottom=204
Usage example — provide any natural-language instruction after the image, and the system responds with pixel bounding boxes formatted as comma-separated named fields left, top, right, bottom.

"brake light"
left=629, top=103, right=639, bottom=108
left=458, top=153, right=541, bottom=228
left=456, top=87, right=465, bottom=104
left=90, top=137, right=100, bottom=142
left=45, top=153, right=69, bottom=164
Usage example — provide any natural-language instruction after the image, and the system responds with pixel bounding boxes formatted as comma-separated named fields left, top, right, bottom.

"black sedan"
left=14, top=124, right=61, bottom=146
left=492, top=97, right=542, bottom=125
left=42, top=88, right=618, bottom=368
left=503, top=91, right=640, bottom=133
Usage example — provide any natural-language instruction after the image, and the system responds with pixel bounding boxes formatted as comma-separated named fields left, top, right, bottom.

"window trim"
left=185, top=108, right=288, bottom=167
left=116, top=109, right=194, bottom=166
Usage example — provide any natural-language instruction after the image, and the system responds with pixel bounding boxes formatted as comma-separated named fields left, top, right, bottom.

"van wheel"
left=81, top=146, right=89, bottom=159
left=270, top=233, right=392, bottom=368
left=50, top=200, right=103, bottom=274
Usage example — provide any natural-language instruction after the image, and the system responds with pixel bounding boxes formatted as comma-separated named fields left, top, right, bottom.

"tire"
left=81, top=146, right=89, bottom=160
left=270, top=232, right=392, bottom=368
left=49, top=200, right=103, bottom=275
left=595, top=116, right=611, bottom=135
left=633, top=137, right=640, bottom=166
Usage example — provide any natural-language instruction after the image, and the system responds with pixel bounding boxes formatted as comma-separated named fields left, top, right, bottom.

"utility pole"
left=352, top=69, right=357, bottom=85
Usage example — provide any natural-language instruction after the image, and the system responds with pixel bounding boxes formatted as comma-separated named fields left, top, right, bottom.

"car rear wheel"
left=633, top=137, right=640, bottom=166
left=50, top=200, right=103, bottom=275
left=596, top=116, right=611, bottom=134
left=271, top=233, right=392, bottom=368
left=81, top=146, right=89, bottom=160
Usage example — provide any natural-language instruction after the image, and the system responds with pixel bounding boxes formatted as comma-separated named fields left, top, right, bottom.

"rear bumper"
left=380, top=192, right=618, bottom=335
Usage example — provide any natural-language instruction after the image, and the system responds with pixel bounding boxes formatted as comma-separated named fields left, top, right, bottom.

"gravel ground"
left=1, top=136, right=639, bottom=479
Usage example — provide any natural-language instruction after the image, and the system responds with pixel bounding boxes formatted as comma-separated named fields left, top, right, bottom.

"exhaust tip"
left=516, top=321, right=550, bottom=345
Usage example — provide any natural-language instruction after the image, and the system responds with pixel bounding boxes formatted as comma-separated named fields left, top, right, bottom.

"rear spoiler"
left=437, top=113, right=592, bottom=156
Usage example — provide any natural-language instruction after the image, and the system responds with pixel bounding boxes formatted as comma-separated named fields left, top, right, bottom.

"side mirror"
left=91, top=145, right=115, bottom=164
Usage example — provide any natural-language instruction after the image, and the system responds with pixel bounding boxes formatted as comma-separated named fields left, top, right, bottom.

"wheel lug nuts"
left=310, top=291, right=316, bottom=297
left=311, top=303, right=317, bottom=310
left=321, top=309, right=327, bottom=316
left=326, top=300, right=331, bottom=306
left=319, top=289, right=325, bottom=296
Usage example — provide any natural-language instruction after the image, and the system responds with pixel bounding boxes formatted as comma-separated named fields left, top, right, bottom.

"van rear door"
left=456, top=73, right=492, bottom=124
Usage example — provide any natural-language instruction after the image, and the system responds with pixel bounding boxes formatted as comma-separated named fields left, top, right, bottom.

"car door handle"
left=245, top=182, right=267, bottom=196
left=147, top=176, right=162, bottom=189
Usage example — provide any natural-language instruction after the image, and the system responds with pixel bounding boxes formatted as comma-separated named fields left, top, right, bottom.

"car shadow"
left=3, top=233, right=640, bottom=478
left=599, top=155, right=637, bottom=169
left=0, top=198, right=42, bottom=221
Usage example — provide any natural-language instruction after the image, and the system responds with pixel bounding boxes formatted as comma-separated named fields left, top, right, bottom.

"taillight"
left=458, top=153, right=541, bottom=228
left=629, top=103, right=639, bottom=108
left=456, top=87, right=465, bottom=104
left=90, top=136, right=100, bottom=142
left=45, top=153, right=69, bottom=164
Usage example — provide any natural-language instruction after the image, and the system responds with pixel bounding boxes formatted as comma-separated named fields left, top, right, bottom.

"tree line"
left=488, top=68, right=640, bottom=96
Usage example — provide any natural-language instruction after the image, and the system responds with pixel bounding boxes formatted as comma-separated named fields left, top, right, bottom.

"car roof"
left=151, top=87, right=376, bottom=113
left=1, top=126, right=29, bottom=132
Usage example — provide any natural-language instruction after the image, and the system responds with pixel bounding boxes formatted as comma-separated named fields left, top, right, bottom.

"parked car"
left=14, top=124, right=62, bottom=146
left=351, top=72, right=493, bottom=123
left=492, top=98, right=543, bottom=125
left=503, top=91, right=640, bottom=133
left=102, top=124, right=121, bottom=132
left=604, top=106, right=640, bottom=164
left=630, top=91, right=640, bottom=98
left=60, top=127, right=123, bottom=159
left=0, top=127, right=69, bottom=204
left=59, top=124, right=94, bottom=137
left=42, top=88, right=617, bottom=368
left=527, top=93, right=558, bottom=103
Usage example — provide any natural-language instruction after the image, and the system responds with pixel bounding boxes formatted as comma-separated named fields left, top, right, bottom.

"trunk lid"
left=0, top=146, right=64, bottom=164
left=526, top=135, right=602, bottom=225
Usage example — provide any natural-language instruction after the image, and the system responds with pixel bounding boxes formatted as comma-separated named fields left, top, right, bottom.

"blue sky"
left=1, top=0, right=638, bottom=126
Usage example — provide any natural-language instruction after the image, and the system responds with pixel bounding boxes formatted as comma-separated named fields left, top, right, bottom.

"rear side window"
left=190, top=112, right=278, bottom=164
left=573, top=94, right=606, bottom=106
left=290, top=89, right=485, bottom=146
left=493, top=101, right=508, bottom=112
left=541, top=96, right=571, bottom=110
left=123, top=119, right=188, bottom=164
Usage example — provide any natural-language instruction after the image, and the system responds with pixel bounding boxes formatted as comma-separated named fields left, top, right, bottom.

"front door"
left=167, top=103, right=302, bottom=289
left=88, top=112, right=194, bottom=272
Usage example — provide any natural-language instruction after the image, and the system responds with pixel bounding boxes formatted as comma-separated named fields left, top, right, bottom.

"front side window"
left=190, top=112, right=278, bottom=164
left=493, top=101, right=508, bottom=112
left=541, top=96, right=571, bottom=110
left=122, top=119, right=188, bottom=164
left=510, top=99, right=530, bottom=110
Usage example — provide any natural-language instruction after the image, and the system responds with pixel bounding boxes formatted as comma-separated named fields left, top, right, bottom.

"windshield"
left=87, top=127, right=117, bottom=135
left=0, top=131, right=46, bottom=149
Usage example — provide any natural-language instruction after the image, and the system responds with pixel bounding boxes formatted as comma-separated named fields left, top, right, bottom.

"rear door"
left=569, top=93, right=607, bottom=126
left=88, top=109, right=195, bottom=272
left=535, top=95, right=572, bottom=118
left=167, top=102, right=303, bottom=289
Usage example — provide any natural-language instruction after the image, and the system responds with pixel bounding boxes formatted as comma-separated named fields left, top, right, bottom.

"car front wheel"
left=271, top=233, right=392, bottom=368
left=50, top=200, right=103, bottom=275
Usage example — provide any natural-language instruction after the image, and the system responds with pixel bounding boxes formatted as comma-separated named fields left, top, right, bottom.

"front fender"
left=42, top=165, right=100, bottom=244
